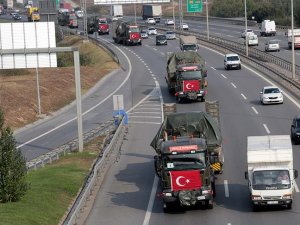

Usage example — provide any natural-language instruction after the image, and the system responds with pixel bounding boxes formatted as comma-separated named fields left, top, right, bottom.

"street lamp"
left=172, top=0, right=175, bottom=30
left=291, top=0, right=296, bottom=79
left=205, top=0, right=209, bottom=41
left=244, top=0, right=248, bottom=56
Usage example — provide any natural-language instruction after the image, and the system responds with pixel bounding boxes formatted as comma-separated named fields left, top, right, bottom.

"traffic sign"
left=187, top=0, right=202, bottom=13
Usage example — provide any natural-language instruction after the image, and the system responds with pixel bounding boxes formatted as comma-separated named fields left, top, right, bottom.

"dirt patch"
left=0, top=35, right=119, bottom=131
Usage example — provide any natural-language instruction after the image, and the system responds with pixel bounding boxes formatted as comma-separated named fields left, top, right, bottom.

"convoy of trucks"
left=260, top=19, right=276, bottom=36
left=27, top=6, right=40, bottom=22
left=58, top=12, right=78, bottom=28
left=245, top=135, right=298, bottom=211
left=179, top=35, right=198, bottom=52
left=287, top=29, right=300, bottom=49
left=166, top=51, right=207, bottom=103
left=98, top=18, right=109, bottom=35
left=142, top=4, right=162, bottom=23
left=112, top=20, right=142, bottom=46
left=151, top=102, right=223, bottom=211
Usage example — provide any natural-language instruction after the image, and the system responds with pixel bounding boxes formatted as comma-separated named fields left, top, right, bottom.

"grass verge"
left=0, top=136, right=104, bottom=225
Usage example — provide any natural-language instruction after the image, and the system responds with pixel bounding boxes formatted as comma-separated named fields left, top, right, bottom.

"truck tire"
left=163, top=203, right=173, bottom=213
left=205, top=200, right=213, bottom=209
left=200, top=97, right=205, bottom=102
left=287, top=203, right=292, bottom=209
left=177, top=96, right=183, bottom=104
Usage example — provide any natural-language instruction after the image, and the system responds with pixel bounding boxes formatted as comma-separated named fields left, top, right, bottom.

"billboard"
left=0, top=22, right=57, bottom=69
left=94, top=0, right=170, bottom=5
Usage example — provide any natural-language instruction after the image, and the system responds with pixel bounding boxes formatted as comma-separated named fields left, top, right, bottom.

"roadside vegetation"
left=0, top=135, right=104, bottom=225
left=210, top=0, right=300, bottom=26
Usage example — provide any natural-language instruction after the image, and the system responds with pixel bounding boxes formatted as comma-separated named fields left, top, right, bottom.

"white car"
left=179, top=23, right=189, bottom=30
left=165, top=19, right=174, bottom=26
left=140, top=30, right=148, bottom=39
left=260, top=86, right=283, bottom=104
left=165, top=31, right=176, bottom=40
left=241, top=29, right=255, bottom=38
left=224, top=53, right=241, bottom=70
left=146, top=18, right=156, bottom=25
left=147, top=27, right=157, bottom=35
left=265, top=40, right=280, bottom=52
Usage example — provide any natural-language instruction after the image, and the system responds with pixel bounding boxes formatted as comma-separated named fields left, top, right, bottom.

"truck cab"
left=98, top=18, right=109, bottom=35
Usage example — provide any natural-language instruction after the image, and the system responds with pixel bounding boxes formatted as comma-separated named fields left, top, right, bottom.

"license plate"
left=267, top=201, right=278, bottom=204
left=197, top=196, right=205, bottom=200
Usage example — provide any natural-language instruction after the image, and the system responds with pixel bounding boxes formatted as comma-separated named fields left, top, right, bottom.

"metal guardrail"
left=63, top=119, right=126, bottom=225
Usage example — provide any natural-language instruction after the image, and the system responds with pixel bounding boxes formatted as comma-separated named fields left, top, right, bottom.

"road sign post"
left=187, top=0, right=202, bottom=13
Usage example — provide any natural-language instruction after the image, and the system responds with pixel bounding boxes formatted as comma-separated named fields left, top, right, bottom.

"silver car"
left=165, top=31, right=176, bottom=40
left=265, top=40, right=280, bottom=52
left=147, top=27, right=157, bottom=35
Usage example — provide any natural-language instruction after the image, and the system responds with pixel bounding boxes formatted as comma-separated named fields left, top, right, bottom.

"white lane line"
left=227, top=224, right=232, bottom=225
left=129, top=121, right=161, bottom=125
left=211, top=67, right=216, bottom=70
left=263, top=123, right=270, bottom=134
left=231, top=82, right=237, bottom=88
left=224, top=180, right=229, bottom=197
left=136, top=108, right=161, bottom=111
left=241, top=93, right=247, bottom=100
left=294, top=180, right=300, bottom=192
left=251, top=107, right=258, bottom=114
left=220, top=73, right=227, bottom=79
left=129, top=116, right=161, bottom=118
left=128, top=111, right=161, bottom=114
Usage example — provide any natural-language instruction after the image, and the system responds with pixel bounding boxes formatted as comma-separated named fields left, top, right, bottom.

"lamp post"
left=205, top=0, right=209, bottom=41
left=291, top=0, right=296, bottom=80
left=172, top=0, right=175, bottom=30
left=244, top=0, right=248, bottom=56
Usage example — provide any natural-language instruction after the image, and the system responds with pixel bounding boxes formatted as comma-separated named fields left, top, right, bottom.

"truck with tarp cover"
left=112, top=20, right=142, bottom=46
left=166, top=51, right=207, bottom=103
left=150, top=108, right=223, bottom=211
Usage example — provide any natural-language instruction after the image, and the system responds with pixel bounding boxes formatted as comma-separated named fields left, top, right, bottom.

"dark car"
left=291, top=116, right=300, bottom=144
left=156, top=34, right=167, bottom=46
left=12, top=13, right=22, bottom=20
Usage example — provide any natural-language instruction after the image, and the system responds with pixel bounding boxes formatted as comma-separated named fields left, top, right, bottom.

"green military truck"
left=166, top=51, right=208, bottom=103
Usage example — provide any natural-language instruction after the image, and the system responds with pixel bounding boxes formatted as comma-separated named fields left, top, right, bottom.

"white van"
left=224, top=53, right=241, bottom=70
left=246, top=34, right=258, bottom=46
left=260, top=20, right=276, bottom=36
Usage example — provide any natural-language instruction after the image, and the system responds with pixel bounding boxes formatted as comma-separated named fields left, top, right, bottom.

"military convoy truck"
left=112, top=20, right=142, bottom=46
left=58, top=12, right=78, bottom=28
left=166, top=51, right=207, bottom=103
left=151, top=102, right=223, bottom=211
left=87, top=15, right=99, bottom=34
left=180, top=35, right=198, bottom=52
left=98, top=18, right=109, bottom=35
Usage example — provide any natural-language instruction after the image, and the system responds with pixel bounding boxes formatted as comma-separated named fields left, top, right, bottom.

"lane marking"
left=224, top=180, right=229, bottom=197
left=129, top=116, right=161, bottom=118
left=231, top=82, right=237, bottom=88
left=211, top=67, right=216, bottom=70
left=136, top=108, right=161, bottom=111
left=263, top=123, right=270, bottom=134
left=294, top=180, right=300, bottom=192
left=129, top=121, right=161, bottom=125
left=241, top=93, right=247, bottom=100
left=251, top=107, right=258, bottom=114
left=221, top=73, right=227, bottom=78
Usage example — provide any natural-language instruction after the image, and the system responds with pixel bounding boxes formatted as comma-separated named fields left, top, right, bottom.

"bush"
left=0, top=110, right=29, bottom=203
left=57, top=52, right=93, bottom=67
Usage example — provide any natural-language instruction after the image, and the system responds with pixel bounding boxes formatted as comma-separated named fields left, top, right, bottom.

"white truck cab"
left=260, top=20, right=276, bottom=36
left=245, top=135, right=298, bottom=211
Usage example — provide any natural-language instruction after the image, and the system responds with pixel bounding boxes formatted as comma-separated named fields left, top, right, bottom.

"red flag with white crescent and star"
left=170, top=170, right=202, bottom=191
left=183, top=80, right=200, bottom=92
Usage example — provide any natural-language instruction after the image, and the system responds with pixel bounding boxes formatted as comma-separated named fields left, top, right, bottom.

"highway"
left=2, top=15, right=300, bottom=224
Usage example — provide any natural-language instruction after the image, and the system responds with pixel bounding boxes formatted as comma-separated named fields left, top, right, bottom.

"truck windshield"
left=182, top=44, right=197, bottom=51
left=252, top=170, right=291, bottom=190
left=164, top=152, right=206, bottom=170
left=129, top=28, right=139, bottom=33
left=179, top=70, right=202, bottom=80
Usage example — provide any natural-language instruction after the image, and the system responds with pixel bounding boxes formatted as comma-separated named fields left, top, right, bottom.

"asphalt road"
left=83, top=31, right=300, bottom=225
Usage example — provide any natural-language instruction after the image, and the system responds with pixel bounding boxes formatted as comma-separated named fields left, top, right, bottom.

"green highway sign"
left=187, top=0, right=202, bottom=13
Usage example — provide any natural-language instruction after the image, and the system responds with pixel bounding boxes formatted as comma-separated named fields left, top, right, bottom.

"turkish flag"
left=183, top=80, right=200, bottom=92
left=170, top=170, right=202, bottom=191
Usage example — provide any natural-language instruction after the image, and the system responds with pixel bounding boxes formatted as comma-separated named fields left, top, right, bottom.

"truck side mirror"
left=294, top=170, right=298, bottom=179
left=244, top=171, right=248, bottom=179
left=291, top=124, right=295, bottom=128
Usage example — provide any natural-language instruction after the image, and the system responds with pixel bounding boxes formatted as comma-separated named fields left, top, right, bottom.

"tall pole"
left=134, top=3, right=137, bottom=24
left=179, top=0, right=183, bottom=32
left=206, top=0, right=209, bottom=41
left=291, top=0, right=296, bottom=79
left=244, top=0, right=248, bottom=56
left=172, top=0, right=175, bottom=30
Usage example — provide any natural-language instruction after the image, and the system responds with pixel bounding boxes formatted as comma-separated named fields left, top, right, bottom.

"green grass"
left=0, top=151, right=97, bottom=225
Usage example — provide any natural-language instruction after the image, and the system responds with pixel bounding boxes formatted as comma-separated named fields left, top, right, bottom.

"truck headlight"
left=282, top=194, right=292, bottom=199
left=163, top=192, right=172, bottom=197
left=252, top=195, right=262, bottom=200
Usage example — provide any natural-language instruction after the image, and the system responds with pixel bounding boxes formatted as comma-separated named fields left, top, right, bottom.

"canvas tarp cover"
left=150, top=112, right=222, bottom=153
left=167, top=52, right=205, bottom=77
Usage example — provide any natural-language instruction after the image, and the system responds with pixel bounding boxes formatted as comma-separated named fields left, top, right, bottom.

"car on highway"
left=178, top=23, right=189, bottom=30
left=260, top=86, right=283, bottom=104
left=224, top=53, right=241, bottom=70
left=165, top=19, right=174, bottom=26
left=140, top=30, right=148, bottom=39
left=156, top=34, right=167, bottom=45
left=146, top=18, right=156, bottom=25
left=265, top=39, right=280, bottom=52
left=291, top=116, right=300, bottom=144
left=12, top=13, right=22, bottom=20
left=147, top=27, right=157, bottom=35
left=165, top=30, right=176, bottom=40
left=241, top=29, right=255, bottom=38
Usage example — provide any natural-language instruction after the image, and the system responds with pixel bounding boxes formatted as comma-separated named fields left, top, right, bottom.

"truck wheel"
left=252, top=204, right=259, bottom=212
left=177, top=96, right=183, bottom=104
left=200, top=97, right=205, bottom=102
left=163, top=203, right=173, bottom=213
left=287, top=203, right=292, bottom=210
left=205, top=200, right=213, bottom=209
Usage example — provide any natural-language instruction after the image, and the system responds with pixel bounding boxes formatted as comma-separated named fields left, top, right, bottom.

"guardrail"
left=63, top=119, right=126, bottom=225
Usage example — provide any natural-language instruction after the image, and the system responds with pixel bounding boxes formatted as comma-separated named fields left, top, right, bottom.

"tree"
left=0, top=110, right=28, bottom=203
